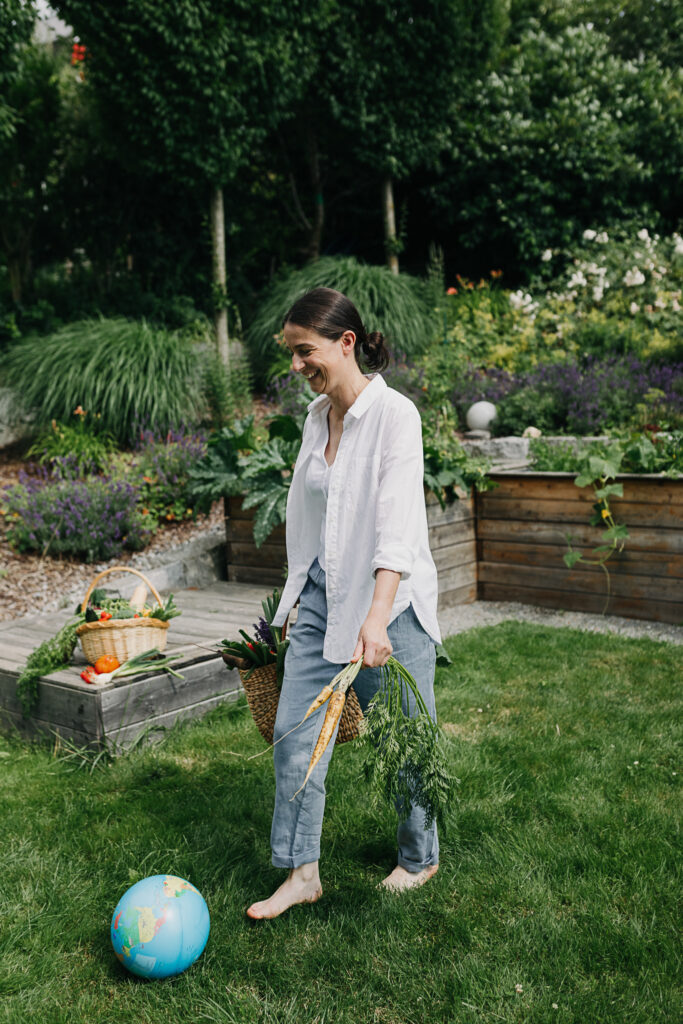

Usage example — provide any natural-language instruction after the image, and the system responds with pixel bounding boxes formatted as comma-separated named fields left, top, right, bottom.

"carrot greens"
left=360, top=658, right=453, bottom=832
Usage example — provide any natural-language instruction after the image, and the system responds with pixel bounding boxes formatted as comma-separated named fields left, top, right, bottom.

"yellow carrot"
left=290, top=689, right=347, bottom=800
left=247, top=678, right=340, bottom=760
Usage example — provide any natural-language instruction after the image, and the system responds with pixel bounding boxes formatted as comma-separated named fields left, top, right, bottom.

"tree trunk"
left=210, top=185, right=230, bottom=367
left=7, top=256, right=23, bottom=305
left=2, top=226, right=32, bottom=305
left=306, top=127, right=324, bottom=261
left=382, top=177, right=399, bottom=275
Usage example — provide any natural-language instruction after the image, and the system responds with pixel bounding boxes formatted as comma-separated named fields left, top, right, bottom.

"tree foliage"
left=429, top=23, right=683, bottom=272
left=0, top=0, right=35, bottom=139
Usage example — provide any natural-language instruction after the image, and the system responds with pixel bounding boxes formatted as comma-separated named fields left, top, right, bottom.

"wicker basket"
left=222, top=613, right=362, bottom=746
left=76, top=566, right=170, bottom=664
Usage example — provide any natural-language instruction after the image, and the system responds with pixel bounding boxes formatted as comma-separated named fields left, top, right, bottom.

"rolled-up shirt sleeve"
left=370, top=402, right=424, bottom=581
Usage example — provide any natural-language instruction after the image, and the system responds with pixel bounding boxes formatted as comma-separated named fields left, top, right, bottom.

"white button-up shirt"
left=271, top=372, right=442, bottom=662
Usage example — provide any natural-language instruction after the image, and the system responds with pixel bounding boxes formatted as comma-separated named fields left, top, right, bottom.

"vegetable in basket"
left=219, top=587, right=289, bottom=686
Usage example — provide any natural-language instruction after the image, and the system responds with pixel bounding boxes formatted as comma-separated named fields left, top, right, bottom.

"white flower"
left=673, top=235, right=683, bottom=256
left=552, top=1004, right=559, bottom=1010
left=568, top=271, right=587, bottom=288
left=629, top=302, right=639, bottom=315
left=595, top=232, right=609, bottom=243
left=637, top=228, right=650, bottom=241
left=593, top=287, right=604, bottom=302
left=541, top=249, right=553, bottom=262
left=623, top=268, right=646, bottom=287
left=515, top=984, right=524, bottom=994
left=509, top=289, right=537, bottom=314
left=523, top=426, right=542, bottom=438
left=583, top=229, right=597, bottom=241
left=654, top=298, right=666, bottom=310
left=672, top=299, right=681, bottom=312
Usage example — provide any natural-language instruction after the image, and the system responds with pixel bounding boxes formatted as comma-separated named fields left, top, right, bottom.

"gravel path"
left=438, top=600, right=683, bottom=646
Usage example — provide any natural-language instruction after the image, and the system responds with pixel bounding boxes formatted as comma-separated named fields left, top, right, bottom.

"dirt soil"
left=0, top=395, right=280, bottom=621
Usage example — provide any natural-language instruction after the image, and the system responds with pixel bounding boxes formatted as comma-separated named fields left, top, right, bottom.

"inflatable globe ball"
left=111, top=874, right=210, bottom=979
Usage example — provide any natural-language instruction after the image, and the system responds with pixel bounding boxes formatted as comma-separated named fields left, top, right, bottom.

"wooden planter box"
left=0, top=651, right=242, bottom=752
left=476, top=473, right=683, bottom=624
left=224, top=488, right=477, bottom=611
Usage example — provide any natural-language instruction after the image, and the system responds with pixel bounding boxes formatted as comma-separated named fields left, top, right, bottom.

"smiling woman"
left=246, top=286, right=443, bottom=920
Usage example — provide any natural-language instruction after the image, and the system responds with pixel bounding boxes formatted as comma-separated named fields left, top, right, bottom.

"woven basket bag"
left=222, top=612, right=362, bottom=746
left=76, top=566, right=170, bottom=664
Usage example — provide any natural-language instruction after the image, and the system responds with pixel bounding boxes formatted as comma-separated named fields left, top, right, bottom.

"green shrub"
left=0, top=317, right=207, bottom=445
left=245, top=256, right=437, bottom=387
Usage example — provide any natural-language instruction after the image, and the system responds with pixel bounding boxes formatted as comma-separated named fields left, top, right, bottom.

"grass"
left=0, top=622, right=680, bottom=1024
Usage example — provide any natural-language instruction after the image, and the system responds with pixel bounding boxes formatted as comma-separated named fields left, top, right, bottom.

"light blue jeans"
left=270, top=556, right=439, bottom=873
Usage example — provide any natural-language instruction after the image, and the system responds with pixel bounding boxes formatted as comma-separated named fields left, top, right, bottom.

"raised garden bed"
left=476, top=472, right=683, bottom=624
left=0, top=647, right=240, bottom=751
left=224, top=472, right=682, bottom=626
left=224, top=488, right=478, bottom=611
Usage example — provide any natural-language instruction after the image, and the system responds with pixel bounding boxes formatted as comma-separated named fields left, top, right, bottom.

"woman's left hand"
left=350, top=613, right=393, bottom=669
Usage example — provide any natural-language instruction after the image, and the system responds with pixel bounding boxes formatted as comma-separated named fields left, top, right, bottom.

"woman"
left=246, top=287, right=442, bottom=920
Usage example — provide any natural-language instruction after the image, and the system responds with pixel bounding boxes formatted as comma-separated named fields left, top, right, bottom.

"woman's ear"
left=340, top=330, right=356, bottom=355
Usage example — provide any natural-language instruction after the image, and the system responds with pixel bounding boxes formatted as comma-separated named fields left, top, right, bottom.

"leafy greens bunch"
left=360, top=657, right=454, bottom=832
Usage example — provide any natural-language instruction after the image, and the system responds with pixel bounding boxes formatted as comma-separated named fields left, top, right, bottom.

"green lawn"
left=0, top=623, right=680, bottom=1024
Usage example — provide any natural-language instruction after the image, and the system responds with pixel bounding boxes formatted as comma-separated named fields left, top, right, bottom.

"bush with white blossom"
left=529, top=224, right=683, bottom=361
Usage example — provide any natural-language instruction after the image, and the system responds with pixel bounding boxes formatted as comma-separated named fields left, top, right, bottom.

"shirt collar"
left=306, top=373, right=386, bottom=419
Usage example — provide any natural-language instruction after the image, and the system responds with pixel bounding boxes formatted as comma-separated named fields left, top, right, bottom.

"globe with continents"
left=111, top=874, right=210, bottom=979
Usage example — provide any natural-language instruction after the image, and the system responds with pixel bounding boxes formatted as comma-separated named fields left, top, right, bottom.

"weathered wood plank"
left=484, top=475, right=683, bottom=506
left=227, top=565, right=289, bottom=585
left=479, top=540, right=683, bottom=579
left=104, top=688, right=244, bottom=751
left=0, top=669, right=101, bottom=733
left=428, top=518, right=477, bottom=549
left=226, top=520, right=285, bottom=543
left=436, top=563, right=478, bottom=593
left=100, top=656, right=241, bottom=729
left=432, top=539, right=477, bottom=573
left=437, top=581, right=477, bottom=610
left=426, top=500, right=475, bottom=529
left=476, top=518, right=683, bottom=555
left=477, top=496, right=682, bottom=529
left=478, top=582, right=682, bottom=625
left=226, top=543, right=287, bottom=569
left=0, top=705, right=96, bottom=749
left=478, top=560, right=682, bottom=603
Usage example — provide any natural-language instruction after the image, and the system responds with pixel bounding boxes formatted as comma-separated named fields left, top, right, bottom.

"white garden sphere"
left=466, top=401, right=497, bottom=431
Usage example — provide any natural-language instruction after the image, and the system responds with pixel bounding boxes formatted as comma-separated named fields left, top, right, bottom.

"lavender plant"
left=4, top=474, right=153, bottom=561
left=451, top=357, right=683, bottom=436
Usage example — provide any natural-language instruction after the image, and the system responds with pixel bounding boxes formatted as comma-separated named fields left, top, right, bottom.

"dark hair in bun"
left=283, top=287, right=390, bottom=372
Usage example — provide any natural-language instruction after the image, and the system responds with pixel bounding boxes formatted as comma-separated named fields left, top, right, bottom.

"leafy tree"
left=323, top=0, right=508, bottom=272
left=0, top=42, right=61, bottom=303
left=509, top=0, right=683, bottom=69
left=0, top=0, right=35, bottom=140
left=52, top=0, right=323, bottom=363
left=429, top=23, right=683, bottom=275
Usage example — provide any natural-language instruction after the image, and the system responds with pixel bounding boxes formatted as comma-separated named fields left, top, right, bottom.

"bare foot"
left=246, top=866, right=322, bottom=920
left=379, top=864, right=439, bottom=892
